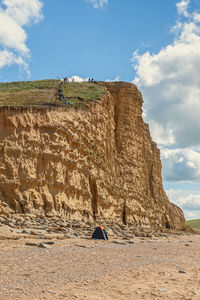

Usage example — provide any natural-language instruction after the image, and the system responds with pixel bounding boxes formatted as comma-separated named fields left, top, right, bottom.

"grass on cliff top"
left=0, top=80, right=107, bottom=107
left=186, top=219, right=200, bottom=230
left=0, top=79, right=62, bottom=106
left=63, top=82, right=107, bottom=107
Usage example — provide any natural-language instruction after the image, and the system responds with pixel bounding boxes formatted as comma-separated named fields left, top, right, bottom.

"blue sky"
left=0, top=0, right=180, bottom=82
left=0, top=0, right=200, bottom=219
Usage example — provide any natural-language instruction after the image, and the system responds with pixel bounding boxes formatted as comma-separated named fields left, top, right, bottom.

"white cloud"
left=0, top=11, right=28, bottom=53
left=161, top=148, right=200, bottom=182
left=0, top=0, right=43, bottom=74
left=150, top=121, right=175, bottom=147
left=176, top=0, right=190, bottom=17
left=86, top=0, right=108, bottom=9
left=69, top=75, right=85, bottom=82
left=3, top=0, right=43, bottom=26
left=64, top=75, right=91, bottom=82
left=184, top=210, right=200, bottom=219
left=166, top=189, right=200, bottom=219
left=193, top=12, right=200, bottom=23
left=132, top=0, right=200, bottom=149
left=0, top=49, right=29, bottom=76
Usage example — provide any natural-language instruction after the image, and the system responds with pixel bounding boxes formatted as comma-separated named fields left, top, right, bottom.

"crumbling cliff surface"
left=0, top=82, right=185, bottom=229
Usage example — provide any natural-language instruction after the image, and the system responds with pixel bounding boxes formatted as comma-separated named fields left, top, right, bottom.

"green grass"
left=186, top=219, right=200, bottom=230
left=0, top=80, right=57, bottom=92
left=63, top=82, right=107, bottom=107
left=0, top=79, right=62, bottom=106
left=0, top=80, right=107, bottom=107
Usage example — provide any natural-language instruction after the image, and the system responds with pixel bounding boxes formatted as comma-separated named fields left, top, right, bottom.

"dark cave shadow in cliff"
left=89, top=178, right=98, bottom=220
left=122, top=203, right=127, bottom=225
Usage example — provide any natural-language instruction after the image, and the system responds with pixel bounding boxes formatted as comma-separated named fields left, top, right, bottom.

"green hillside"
left=0, top=80, right=61, bottom=106
left=186, top=219, right=200, bottom=230
left=63, top=82, right=107, bottom=107
left=0, top=80, right=107, bottom=107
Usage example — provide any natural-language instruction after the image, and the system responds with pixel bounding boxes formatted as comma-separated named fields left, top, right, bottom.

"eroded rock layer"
left=0, top=82, right=185, bottom=229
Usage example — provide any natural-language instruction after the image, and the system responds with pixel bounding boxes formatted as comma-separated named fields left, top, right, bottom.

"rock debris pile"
left=0, top=214, right=186, bottom=241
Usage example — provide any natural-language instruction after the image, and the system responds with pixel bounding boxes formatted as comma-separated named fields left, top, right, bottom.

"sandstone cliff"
left=0, top=82, right=185, bottom=229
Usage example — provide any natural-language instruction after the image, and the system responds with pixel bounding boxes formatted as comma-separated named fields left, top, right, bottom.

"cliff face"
left=0, top=82, right=185, bottom=229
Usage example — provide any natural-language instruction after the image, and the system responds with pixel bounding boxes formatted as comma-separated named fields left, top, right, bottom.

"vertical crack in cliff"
left=114, top=94, right=121, bottom=153
left=165, top=221, right=170, bottom=229
left=104, top=83, right=122, bottom=153
left=89, top=178, right=98, bottom=220
left=149, top=167, right=155, bottom=199
left=122, top=202, right=127, bottom=225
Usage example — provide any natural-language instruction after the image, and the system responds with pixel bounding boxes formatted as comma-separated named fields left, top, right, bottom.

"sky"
left=0, top=0, right=200, bottom=220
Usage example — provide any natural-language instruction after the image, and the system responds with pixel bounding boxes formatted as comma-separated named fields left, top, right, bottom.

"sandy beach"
left=0, top=233, right=199, bottom=300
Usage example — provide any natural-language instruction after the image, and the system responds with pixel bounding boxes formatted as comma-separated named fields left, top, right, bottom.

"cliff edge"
left=0, top=81, right=185, bottom=229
